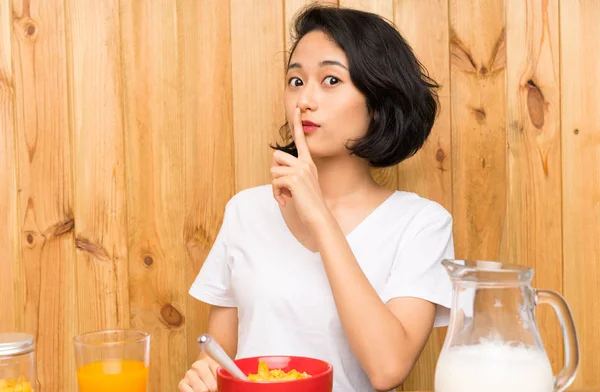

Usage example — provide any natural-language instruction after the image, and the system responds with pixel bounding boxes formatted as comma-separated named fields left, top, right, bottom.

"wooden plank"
left=0, top=0, right=22, bottom=333
left=285, top=0, right=339, bottom=52
left=231, top=0, right=285, bottom=191
left=394, top=0, right=452, bottom=209
left=449, top=3, right=508, bottom=391
left=393, top=0, right=451, bottom=390
left=339, top=0, right=397, bottom=190
left=340, top=0, right=393, bottom=17
left=285, top=0, right=339, bottom=49
left=503, top=0, right=563, bottom=374
left=11, top=0, right=78, bottom=390
left=450, top=0, right=506, bottom=261
left=561, top=1, right=600, bottom=389
left=178, top=0, right=236, bottom=367
left=65, top=0, right=130, bottom=334
left=120, top=2, right=187, bottom=390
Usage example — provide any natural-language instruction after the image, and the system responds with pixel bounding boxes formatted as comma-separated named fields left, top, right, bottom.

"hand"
left=178, top=356, right=220, bottom=392
left=271, top=107, right=331, bottom=229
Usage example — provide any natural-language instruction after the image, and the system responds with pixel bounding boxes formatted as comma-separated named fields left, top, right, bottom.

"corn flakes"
left=248, top=360, right=310, bottom=382
left=0, top=376, right=34, bottom=392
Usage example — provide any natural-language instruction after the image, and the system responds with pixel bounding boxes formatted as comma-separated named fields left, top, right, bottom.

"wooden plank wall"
left=561, top=1, right=600, bottom=386
left=0, top=0, right=598, bottom=391
left=0, top=0, right=20, bottom=335
left=503, top=0, right=564, bottom=372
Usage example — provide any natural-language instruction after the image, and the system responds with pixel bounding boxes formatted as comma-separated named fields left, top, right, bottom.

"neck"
left=313, top=155, right=379, bottom=205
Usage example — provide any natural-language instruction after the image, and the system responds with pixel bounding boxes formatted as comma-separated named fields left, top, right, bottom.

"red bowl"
left=217, top=356, right=333, bottom=392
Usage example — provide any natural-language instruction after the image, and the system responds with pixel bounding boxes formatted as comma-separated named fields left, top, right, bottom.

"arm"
left=180, top=305, right=238, bottom=392
left=199, top=305, right=238, bottom=360
left=314, top=214, right=437, bottom=391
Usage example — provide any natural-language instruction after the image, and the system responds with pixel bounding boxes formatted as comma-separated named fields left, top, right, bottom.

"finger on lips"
left=271, top=106, right=314, bottom=207
left=292, top=107, right=312, bottom=162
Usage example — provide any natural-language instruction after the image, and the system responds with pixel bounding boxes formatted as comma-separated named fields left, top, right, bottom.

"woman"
left=179, top=4, right=454, bottom=392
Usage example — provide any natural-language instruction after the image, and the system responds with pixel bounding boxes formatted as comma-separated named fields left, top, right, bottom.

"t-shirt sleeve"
left=380, top=203, right=454, bottom=327
left=188, top=200, right=237, bottom=307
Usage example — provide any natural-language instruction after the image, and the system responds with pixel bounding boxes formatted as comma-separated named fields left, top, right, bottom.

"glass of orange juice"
left=73, top=329, right=150, bottom=392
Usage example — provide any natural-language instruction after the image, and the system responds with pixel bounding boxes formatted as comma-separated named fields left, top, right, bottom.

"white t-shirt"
left=189, top=185, right=454, bottom=392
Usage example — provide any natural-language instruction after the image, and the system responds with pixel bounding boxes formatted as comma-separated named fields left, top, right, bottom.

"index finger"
left=292, top=107, right=312, bottom=162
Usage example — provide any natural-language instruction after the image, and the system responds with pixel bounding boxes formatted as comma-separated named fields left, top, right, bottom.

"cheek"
left=284, top=94, right=295, bottom=123
left=338, top=97, right=370, bottom=138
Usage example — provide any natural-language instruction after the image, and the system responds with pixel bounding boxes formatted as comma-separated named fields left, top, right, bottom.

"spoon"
left=197, top=334, right=248, bottom=381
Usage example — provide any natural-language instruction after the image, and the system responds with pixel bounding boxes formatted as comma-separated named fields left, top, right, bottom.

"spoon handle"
left=198, top=334, right=248, bottom=380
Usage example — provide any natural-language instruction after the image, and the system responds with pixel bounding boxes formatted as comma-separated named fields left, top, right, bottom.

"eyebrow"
left=287, top=60, right=348, bottom=71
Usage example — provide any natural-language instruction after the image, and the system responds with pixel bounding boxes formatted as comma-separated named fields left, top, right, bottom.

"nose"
left=297, top=84, right=318, bottom=112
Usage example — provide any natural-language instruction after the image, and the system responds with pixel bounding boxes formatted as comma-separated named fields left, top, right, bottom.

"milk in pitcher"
left=434, top=341, right=555, bottom=392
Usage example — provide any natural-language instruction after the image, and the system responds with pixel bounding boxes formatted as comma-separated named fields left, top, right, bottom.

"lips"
left=301, top=120, right=320, bottom=133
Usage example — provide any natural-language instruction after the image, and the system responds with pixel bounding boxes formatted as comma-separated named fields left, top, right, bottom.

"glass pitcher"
left=435, top=260, right=579, bottom=392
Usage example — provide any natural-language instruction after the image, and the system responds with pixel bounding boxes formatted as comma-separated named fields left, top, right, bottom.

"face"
left=284, top=30, right=371, bottom=159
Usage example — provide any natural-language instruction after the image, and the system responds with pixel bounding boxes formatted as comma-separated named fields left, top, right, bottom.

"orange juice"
left=76, top=359, right=148, bottom=392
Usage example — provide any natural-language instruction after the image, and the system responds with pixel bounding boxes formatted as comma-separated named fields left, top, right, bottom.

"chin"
left=307, top=149, right=345, bottom=162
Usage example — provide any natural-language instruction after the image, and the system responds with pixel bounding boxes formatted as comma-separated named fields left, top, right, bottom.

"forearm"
left=313, top=215, right=417, bottom=389
left=204, top=306, right=239, bottom=359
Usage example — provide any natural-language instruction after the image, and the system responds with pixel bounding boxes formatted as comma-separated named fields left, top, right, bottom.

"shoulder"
left=223, top=184, right=276, bottom=221
left=227, top=184, right=272, bottom=207
left=388, top=191, right=452, bottom=230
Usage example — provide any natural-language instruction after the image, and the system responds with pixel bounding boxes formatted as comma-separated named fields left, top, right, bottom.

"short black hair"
left=273, top=4, right=440, bottom=168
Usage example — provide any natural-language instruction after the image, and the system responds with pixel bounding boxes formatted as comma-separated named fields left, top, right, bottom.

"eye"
left=288, top=77, right=303, bottom=87
left=323, top=76, right=340, bottom=86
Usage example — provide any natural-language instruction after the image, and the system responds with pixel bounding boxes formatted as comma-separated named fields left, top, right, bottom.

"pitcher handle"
left=536, top=289, right=580, bottom=392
